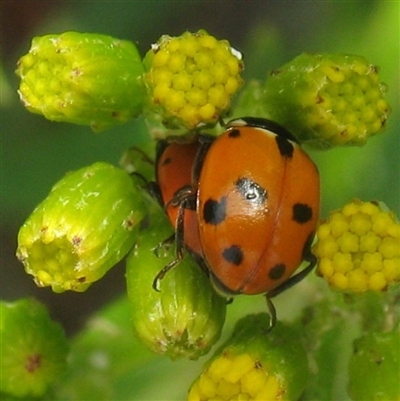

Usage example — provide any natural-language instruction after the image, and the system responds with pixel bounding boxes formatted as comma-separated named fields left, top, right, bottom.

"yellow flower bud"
left=313, top=200, right=400, bottom=292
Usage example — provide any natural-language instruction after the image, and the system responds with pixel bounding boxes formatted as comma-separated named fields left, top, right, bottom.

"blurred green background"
left=1, top=0, right=399, bottom=337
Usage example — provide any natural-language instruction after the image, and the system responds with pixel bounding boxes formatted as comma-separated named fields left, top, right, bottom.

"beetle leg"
left=154, top=233, right=175, bottom=258
left=267, top=252, right=317, bottom=300
left=152, top=256, right=182, bottom=292
left=264, top=252, right=317, bottom=331
left=152, top=194, right=190, bottom=292
left=264, top=295, right=277, bottom=331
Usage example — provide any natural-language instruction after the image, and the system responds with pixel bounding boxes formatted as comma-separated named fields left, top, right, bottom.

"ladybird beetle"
left=154, top=140, right=203, bottom=261
left=196, top=117, right=320, bottom=296
left=155, top=117, right=320, bottom=328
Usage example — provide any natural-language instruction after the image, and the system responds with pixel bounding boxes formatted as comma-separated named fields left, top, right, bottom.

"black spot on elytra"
left=222, top=245, right=244, bottom=265
left=228, top=128, right=241, bottom=138
left=161, top=156, right=172, bottom=166
left=203, top=197, right=227, bottom=225
left=275, top=135, right=294, bottom=158
left=268, top=264, right=286, bottom=280
left=235, top=177, right=267, bottom=205
left=292, top=203, right=313, bottom=224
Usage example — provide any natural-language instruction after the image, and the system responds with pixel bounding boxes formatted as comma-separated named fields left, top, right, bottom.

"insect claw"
left=152, top=274, right=162, bottom=292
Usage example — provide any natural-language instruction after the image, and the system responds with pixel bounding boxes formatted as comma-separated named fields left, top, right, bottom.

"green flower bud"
left=313, top=199, right=400, bottom=293
left=16, top=162, right=147, bottom=292
left=263, top=53, right=391, bottom=148
left=126, top=204, right=226, bottom=360
left=143, top=30, right=243, bottom=133
left=188, top=313, right=309, bottom=401
left=348, top=330, right=400, bottom=401
left=0, top=298, right=69, bottom=398
left=16, top=32, right=145, bottom=132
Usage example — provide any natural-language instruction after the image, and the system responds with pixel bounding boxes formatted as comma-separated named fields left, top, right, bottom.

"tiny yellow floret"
left=188, top=352, right=285, bottom=401
left=241, top=369, right=268, bottom=398
left=224, top=354, right=254, bottom=383
left=207, top=355, right=232, bottom=381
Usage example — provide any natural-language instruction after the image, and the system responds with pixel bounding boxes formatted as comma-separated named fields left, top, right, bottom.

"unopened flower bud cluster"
left=313, top=200, right=400, bottom=292
left=144, top=30, right=243, bottom=129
